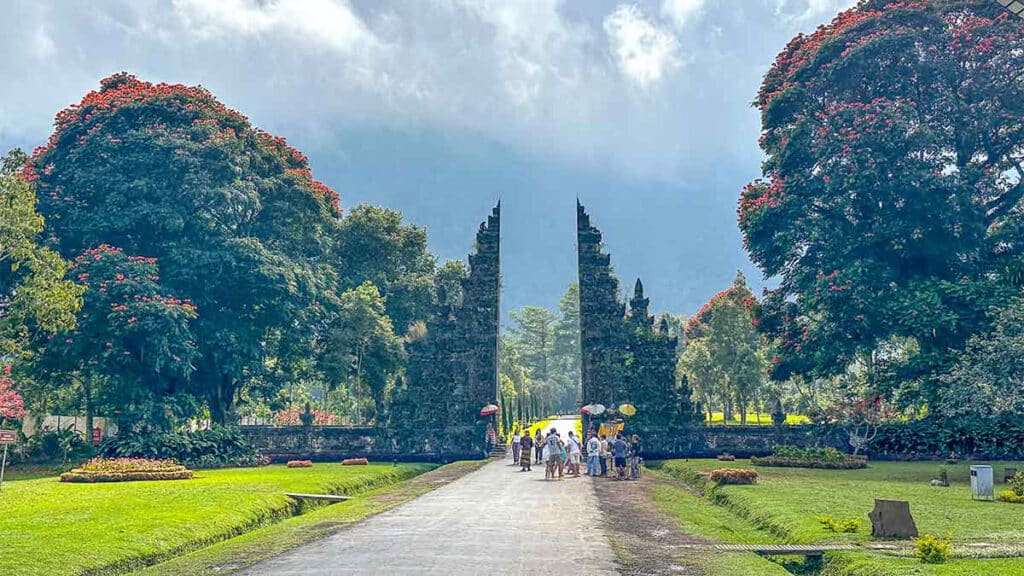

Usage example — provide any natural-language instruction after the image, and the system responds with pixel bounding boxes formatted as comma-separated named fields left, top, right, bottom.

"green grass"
left=0, top=462, right=434, bottom=576
left=137, top=460, right=487, bottom=576
left=704, top=412, right=810, bottom=425
left=647, top=470, right=791, bottom=575
left=656, top=459, right=1024, bottom=575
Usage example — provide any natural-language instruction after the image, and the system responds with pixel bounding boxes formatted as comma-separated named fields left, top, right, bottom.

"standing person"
left=485, top=422, right=496, bottom=455
left=566, top=431, right=582, bottom=477
left=599, top=434, right=610, bottom=477
left=534, top=429, right=544, bottom=464
left=511, top=428, right=521, bottom=464
left=586, top=433, right=601, bottom=476
left=519, top=431, right=533, bottom=471
left=629, top=433, right=642, bottom=480
left=612, top=433, right=628, bottom=480
left=546, top=428, right=564, bottom=480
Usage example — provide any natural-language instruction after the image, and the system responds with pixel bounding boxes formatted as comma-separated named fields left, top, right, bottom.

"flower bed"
left=60, top=458, right=193, bottom=483
left=751, top=445, right=867, bottom=469
left=342, top=457, right=368, bottom=466
left=716, top=453, right=736, bottom=462
left=709, top=468, right=758, bottom=485
left=287, top=460, right=313, bottom=468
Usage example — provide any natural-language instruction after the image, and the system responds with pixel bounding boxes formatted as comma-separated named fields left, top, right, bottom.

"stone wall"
left=239, top=426, right=482, bottom=463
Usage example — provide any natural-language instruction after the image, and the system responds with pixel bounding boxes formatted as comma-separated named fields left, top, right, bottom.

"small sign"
left=91, top=427, right=103, bottom=445
left=0, top=430, right=16, bottom=445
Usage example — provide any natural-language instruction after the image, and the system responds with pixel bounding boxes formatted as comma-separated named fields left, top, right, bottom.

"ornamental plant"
left=59, top=457, right=193, bottom=483
left=915, top=534, right=952, bottom=564
left=0, top=365, right=26, bottom=421
left=709, top=468, right=758, bottom=485
left=740, top=0, right=1024, bottom=406
left=287, top=460, right=313, bottom=468
left=817, top=515, right=860, bottom=534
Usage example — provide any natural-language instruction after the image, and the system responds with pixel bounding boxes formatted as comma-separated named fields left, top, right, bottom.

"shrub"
left=751, top=445, right=867, bottom=469
left=1008, top=471, right=1024, bottom=497
left=998, top=490, right=1024, bottom=503
left=709, top=468, right=758, bottom=485
left=915, top=534, right=952, bottom=564
left=19, top=428, right=95, bottom=464
left=60, top=457, right=192, bottom=483
left=716, top=453, right=736, bottom=461
left=817, top=515, right=859, bottom=533
left=287, top=460, right=313, bottom=468
left=99, top=426, right=265, bottom=468
left=342, top=457, right=369, bottom=466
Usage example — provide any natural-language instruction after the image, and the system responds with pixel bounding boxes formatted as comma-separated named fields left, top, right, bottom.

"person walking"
left=612, top=433, right=628, bottom=480
left=519, top=432, right=533, bottom=471
left=586, top=432, right=601, bottom=476
left=545, top=428, right=563, bottom=480
left=511, top=428, right=521, bottom=464
left=534, top=429, right=544, bottom=464
left=485, top=422, right=496, bottom=456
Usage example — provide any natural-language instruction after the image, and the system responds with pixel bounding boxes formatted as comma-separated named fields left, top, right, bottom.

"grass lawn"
left=704, top=412, right=810, bottom=425
left=654, top=459, right=1024, bottom=575
left=0, top=462, right=434, bottom=576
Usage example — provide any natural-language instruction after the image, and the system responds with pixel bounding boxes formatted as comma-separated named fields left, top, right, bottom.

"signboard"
left=0, top=430, right=16, bottom=445
left=91, top=427, right=103, bottom=445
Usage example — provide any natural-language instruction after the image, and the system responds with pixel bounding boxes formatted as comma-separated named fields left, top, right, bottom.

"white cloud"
left=603, top=4, right=682, bottom=88
left=661, top=0, right=705, bottom=29
left=29, top=26, right=56, bottom=61
left=172, top=0, right=379, bottom=54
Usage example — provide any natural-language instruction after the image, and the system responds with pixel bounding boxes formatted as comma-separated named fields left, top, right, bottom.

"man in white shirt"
left=586, top=433, right=601, bottom=476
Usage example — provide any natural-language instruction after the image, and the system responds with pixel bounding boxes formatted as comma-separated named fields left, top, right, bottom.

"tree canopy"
left=740, top=0, right=1024, bottom=406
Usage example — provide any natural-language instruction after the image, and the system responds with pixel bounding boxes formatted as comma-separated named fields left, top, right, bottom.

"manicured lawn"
left=0, top=462, right=434, bottom=576
left=704, top=412, right=810, bottom=425
left=654, top=459, right=1024, bottom=575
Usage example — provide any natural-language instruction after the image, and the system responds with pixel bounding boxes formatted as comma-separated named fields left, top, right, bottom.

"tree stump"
left=868, top=499, right=918, bottom=539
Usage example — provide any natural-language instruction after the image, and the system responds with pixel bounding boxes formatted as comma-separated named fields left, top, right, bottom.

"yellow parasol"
left=618, top=403, right=637, bottom=416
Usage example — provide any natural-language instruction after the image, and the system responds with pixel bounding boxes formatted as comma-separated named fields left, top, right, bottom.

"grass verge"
left=0, top=462, right=435, bottom=576
left=655, top=459, right=1024, bottom=575
left=138, top=460, right=488, bottom=576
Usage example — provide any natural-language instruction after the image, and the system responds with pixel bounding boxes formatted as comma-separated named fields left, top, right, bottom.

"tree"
left=30, top=73, right=341, bottom=423
left=678, top=338, right=719, bottom=422
left=508, top=306, right=556, bottom=383
left=323, top=282, right=404, bottom=425
left=683, top=272, right=766, bottom=424
left=0, top=149, right=82, bottom=358
left=334, top=205, right=436, bottom=334
left=740, top=1, right=1024, bottom=406
left=0, top=365, right=26, bottom=424
left=938, top=299, right=1024, bottom=416
left=551, top=283, right=581, bottom=407
left=33, top=245, right=197, bottom=431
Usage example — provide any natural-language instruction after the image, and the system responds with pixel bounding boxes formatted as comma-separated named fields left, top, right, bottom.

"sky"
left=0, top=0, right=856, bottom=320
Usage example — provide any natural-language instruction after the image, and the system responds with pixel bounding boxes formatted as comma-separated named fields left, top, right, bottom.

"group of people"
left=508, top=426, right=642, bottom=481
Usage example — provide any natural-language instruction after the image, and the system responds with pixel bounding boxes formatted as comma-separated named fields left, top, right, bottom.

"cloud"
left=603, top=4, right=683, bottom=89
left=661, top=0, right=705, bottom=29
left=0, top=0, right=854, bottom=183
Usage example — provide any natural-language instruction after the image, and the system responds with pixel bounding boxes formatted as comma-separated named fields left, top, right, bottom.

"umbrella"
left=580, top=404, right=595, bottom=415
left=479, top=403, right=500, bottom=416
left=618, top=403, right=637, bottom=416
left=590, top=404, right=607, bottom=416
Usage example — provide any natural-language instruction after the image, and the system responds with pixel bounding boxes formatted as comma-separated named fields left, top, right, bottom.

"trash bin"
left=970, top=465, right=994, bottom=501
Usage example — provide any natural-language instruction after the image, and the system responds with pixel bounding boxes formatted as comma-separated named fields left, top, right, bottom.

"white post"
left=0, top=443, right=8, bottom=492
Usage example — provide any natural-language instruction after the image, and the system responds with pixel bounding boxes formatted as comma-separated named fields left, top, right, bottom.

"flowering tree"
left=740, top=0, right=1024, bottom=405
left=0, top=366, right=26, bottom=423
left=34, top=245, right=197, bottom=430
left=30, top=73, right=342, bottom=423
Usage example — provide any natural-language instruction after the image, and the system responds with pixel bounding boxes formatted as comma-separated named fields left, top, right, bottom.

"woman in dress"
left=534, top=429, right=544, bottom=464
left=519, top=432, right=533, bottom=471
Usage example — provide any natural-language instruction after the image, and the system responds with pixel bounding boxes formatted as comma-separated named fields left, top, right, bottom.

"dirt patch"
left=594, top=474, right=708, bottom=576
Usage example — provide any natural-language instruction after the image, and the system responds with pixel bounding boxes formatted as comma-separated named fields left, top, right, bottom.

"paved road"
left=242, top=418, right=616, bottom=575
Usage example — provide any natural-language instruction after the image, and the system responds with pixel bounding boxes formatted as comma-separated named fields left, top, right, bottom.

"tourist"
left=599, top=434, right=610, bottom=477
left=612, top=433, right=628, bottom=480
left=519, top=431, right=533, bottom=471
left=546, top=428, right=564, bottom=480
left=586, top=432, right=601, bottom=476
left=534, top=429, right=544, bottom=464
left=566, top=431, right=582, bottom=477
left=629, top=434, right=642, bottom=480
left=511, top=428, right=521, bottom=464
left=485, top=422, right=496, bottom=455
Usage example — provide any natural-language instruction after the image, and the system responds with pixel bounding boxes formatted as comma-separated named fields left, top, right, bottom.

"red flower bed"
left=60, top=458, right=192, bottom=483
left=287, top=460, right=313, bottom=468
left=709, top=468, right=758, bottom=485
left=342, top=457, right=368, bottom=466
